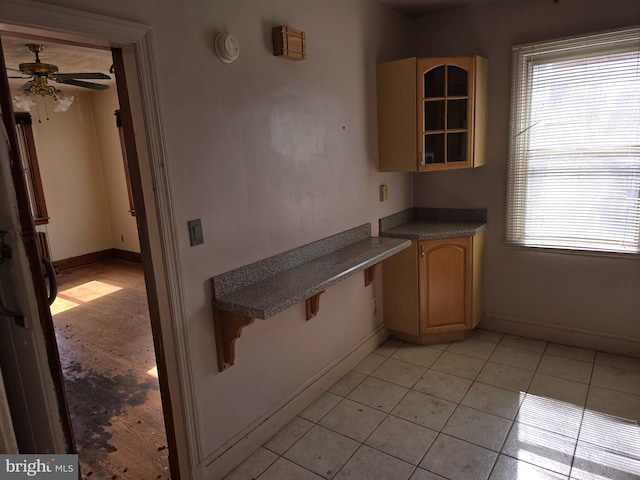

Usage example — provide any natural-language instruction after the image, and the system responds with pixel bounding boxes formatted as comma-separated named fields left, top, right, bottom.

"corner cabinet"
left=381, top=232, right=484, bottom=344
left=377, top=56, right=488, bottom=172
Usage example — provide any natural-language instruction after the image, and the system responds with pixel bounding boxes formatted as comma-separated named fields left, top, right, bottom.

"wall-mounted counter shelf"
left=211, top=224, right=410, bottom=371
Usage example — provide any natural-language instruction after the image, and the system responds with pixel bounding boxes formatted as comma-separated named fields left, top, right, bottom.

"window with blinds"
left=506, top=27, right=640, bottom=254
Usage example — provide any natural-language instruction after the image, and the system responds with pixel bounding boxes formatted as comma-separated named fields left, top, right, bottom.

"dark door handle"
left=0, top=230, right=25, bottom=325
left=0, top=299, right=22, bottom=319
left=42, top=256, right=57, bottom=306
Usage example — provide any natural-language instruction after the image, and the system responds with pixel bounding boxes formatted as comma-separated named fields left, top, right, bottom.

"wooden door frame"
left=0, top=1, right=199, bottom=478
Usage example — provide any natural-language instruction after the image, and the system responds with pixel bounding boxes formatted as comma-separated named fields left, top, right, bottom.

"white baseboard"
left=481, top=314, right=640, bottom=358
left=197, top=325, right=389, bottom=480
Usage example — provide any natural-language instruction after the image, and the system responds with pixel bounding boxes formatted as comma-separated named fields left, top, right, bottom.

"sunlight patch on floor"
left=512, top=422, right=573, bottom=474
left=572, top=440, right=640, bottom=479
left=51, top=280, right=123, bottom=315
left=50, top=296, right=79, bottom=315
left=58, top=280, right=122, bottom=303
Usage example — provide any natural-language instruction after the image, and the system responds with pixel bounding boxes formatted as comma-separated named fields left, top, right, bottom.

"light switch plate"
left=188, top=219, right=204, bottom=246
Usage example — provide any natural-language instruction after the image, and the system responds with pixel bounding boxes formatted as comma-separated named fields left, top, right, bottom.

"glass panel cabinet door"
left=424, top=134, right=445, bottom=164
left=422, top=66, right=446, bottom=165
left=418, top=57, right=475, bottom=170
left=447, top=99, right=467, bottom=129
left=424, top=100, right=445, bottom=131
left=447, top=66, right=468, bottom=96
left=447, top=132, right=467, bottom=162
left=424, top=65, right=445, bottom=98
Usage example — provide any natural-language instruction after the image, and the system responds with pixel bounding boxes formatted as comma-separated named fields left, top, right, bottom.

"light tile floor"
left=225, top=331, right=640, bottom=480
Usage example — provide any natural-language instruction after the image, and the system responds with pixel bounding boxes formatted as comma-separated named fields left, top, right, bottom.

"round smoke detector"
left=214, top=33, right=240, bottom=64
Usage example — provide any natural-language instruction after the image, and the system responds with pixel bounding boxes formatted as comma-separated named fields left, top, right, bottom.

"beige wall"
left=412, top=0, right=640, bottom=352
left=13, top=87, right=141, bottom=260
left=22, top=90, right=113, bottom=261
left=90, top=87, right=140, bottom=253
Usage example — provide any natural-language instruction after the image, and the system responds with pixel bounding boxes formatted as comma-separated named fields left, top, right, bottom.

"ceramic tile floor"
left=224, top=331, right=640, bottom=480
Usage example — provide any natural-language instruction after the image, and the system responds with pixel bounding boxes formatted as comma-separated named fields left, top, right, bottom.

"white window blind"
left=506, top=27, right=640, bottom=254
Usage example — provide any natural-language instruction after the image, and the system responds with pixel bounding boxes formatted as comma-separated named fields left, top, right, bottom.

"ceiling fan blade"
left=6, top=67, right=24, bottom=73
left=55, top=78, right=110, bottom=91
left=54, top=72, right=111, bottom=80
left=8, top=76, right=31, bottom=79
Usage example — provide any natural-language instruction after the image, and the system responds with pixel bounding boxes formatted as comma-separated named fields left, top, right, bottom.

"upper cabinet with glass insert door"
left=377, top=56, right=487, bottom=172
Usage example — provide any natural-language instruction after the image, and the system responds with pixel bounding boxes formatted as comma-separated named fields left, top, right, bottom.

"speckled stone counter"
left=379, top=208, right=487, bottom=240
left=211, top=224, right=410, bottom=319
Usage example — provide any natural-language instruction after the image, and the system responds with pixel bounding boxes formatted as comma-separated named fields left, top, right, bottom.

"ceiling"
left=379, top=0, right=495, bottom=18
left=2, top=34, right=113, bottom=91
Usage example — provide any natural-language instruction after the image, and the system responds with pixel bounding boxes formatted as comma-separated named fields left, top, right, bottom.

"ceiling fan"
left=7, top=43, right=111, bottom=94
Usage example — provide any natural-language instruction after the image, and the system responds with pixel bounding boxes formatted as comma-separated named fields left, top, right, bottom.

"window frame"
left=505, top=27, right=640, bottom=256
left=115, top=109, right=136, bottom=216
left=15, top=112, right=49, bottom=225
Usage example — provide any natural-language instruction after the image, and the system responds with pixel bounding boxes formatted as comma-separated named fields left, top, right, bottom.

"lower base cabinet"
left=382, top=232, right=484, bottom=344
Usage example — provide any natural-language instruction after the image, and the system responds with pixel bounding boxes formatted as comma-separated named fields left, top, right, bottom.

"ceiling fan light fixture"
left=8, top=43, right=112, bottom=116
left=26, top=76, right=59, bottom=98
left=52, top=92, right=74, bottom=113
left=13, top=92, right=36, bottom=112
left=13, top=87, right=74, bottom=114
left=19, top=61, right=58, bottom=76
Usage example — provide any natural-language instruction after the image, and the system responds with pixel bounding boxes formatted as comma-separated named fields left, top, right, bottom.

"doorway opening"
left=2, top=33, right=171, bottom=478
left=53, top=262, right=169, bottom=478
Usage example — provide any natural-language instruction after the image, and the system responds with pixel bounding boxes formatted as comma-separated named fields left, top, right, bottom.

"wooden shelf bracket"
left=305, top=291, right=325, bottom=320
left=212, top=308, right=255, bottom=372
left=364, top=264, right=377, bottom=286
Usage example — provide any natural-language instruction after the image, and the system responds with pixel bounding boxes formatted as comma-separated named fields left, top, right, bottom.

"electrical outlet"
left=120, top=234, right=124, bottom=242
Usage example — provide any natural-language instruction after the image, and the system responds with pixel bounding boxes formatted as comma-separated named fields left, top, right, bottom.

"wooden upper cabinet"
left=376, top=56, right=487, bottom=172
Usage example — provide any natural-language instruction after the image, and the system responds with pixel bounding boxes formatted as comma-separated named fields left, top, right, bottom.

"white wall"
left=161, top=0, right=413, bottom=469
left=90, top=87, right=141, bottom=253
left=412, top=0, right=640, bottom=353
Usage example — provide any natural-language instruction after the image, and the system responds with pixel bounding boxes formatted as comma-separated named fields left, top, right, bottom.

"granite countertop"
left=381, top=220, right=486, bottom=240
left=212, top=234, right=410, bottom=319
left=379, top=207, right=487, bottom=241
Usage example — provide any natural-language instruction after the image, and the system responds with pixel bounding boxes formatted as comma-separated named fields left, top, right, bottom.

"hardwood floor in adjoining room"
left=51, top=260, right=170, bottom=480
